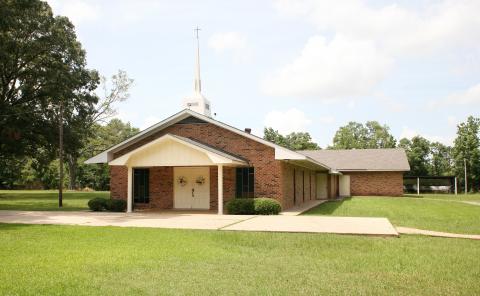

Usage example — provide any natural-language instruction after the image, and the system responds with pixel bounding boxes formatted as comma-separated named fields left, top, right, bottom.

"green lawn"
left=0, top=190, right=108, bottom=211
left=304, top=195, right=480, bottom=234
left=0, top=224, right=479, bottom=295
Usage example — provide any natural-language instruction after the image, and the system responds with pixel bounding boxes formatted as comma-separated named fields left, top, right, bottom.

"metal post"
left=417, top=177, right=420, bottom=196
left=58, top=100, right=63, bottom=207
left=454, top=177, right=457, bottom=195
left=464, top=158, right=468, bottom=194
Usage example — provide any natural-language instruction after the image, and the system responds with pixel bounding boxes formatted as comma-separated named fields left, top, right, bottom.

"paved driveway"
left=0, top=210, right=398, bottom=236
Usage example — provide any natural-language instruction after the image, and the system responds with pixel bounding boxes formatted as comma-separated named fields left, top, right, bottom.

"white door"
left=174, top=167, right=210, bottom=209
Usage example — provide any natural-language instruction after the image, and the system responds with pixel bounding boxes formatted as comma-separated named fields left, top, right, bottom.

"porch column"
left=218, top=164, right=223, bottom=215
left=127, top=166, right=133, bottom=213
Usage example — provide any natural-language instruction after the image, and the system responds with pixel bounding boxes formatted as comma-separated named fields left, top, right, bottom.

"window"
left=133, top=168, right=149, bottom=203
left=235, top=167, right=254, bottom=198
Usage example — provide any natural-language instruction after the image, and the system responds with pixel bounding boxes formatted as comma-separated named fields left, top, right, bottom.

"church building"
left=86, top=33, right=410, bottom=214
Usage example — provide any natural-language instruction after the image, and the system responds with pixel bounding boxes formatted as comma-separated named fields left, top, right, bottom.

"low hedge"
left=226, top=198, right=281, bottom=215
left=88, top=197, right=107, bottom=211
left=88, top=197, right=126, bottom=212
left=253, top=198, right=282, bottom=215
left=105, top=199, right=127, bottom=212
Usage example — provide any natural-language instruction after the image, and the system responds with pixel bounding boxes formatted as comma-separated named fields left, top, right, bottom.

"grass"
left=0, top=224, right=479, bottom=295
left=0, top=190, right=108, bottom=211
left=304, top=194, right=480, bottom=234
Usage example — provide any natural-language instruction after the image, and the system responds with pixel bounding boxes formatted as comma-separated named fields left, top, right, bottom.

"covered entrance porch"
left=109, top=134, right=247, bottom=214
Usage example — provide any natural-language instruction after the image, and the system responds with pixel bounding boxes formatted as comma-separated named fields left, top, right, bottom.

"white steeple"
left=183, top=27, right=212, bottom=117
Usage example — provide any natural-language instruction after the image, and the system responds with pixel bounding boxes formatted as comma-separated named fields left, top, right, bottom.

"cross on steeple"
left=194, top=26, right=201, bottom=39
left=194, top=26, right=201, bottom=94
left=182, top=26, right=212, bottom=117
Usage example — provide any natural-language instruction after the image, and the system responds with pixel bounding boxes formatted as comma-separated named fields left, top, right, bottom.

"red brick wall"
left=146, top=167, right=173, bottom=209
left=209, top=166, right=235, bottom=210
left=113, top=122, right=283, bottom=202
left=347, top=171, right=404, bottom=196
left=110, top=166, right=127, bottom=201
left=280, top=162, right=318, bottom=209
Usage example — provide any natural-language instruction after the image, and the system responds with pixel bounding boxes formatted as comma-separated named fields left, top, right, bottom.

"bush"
left=226, top=198, right=255, bottom=215
left=88, top=197, right=108, bottom=211
left=105, top=199, right=127, bottom=212
left=226, top=198, right=282, bottom=215
left=253, top=198, right=282, bottom=215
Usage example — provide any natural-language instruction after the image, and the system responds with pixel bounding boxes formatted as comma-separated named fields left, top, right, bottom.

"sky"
left=47, top=0, right=480, bottom=148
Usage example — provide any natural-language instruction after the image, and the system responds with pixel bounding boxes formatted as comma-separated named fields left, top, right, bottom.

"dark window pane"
left=235, top=167, right=254, bottom=198
left=133, top=168, right=149, bottom=203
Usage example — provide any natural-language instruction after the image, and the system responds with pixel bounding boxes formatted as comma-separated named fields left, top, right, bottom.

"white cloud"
left=374, top=92, right=405, bottom=112
left=263, top=108, right=311, bottom=135
left=318, top=116, right=335, bottom=124
left=430, top=83, right=480, bottom=108
left=399, top=126, right=453, bottom=145
left=447, top=116, right=458, bottom=126
left=208, top=32, right=252, bottom=63
left=262, top=35, right=392, bottom=99
left=273, top=0, right=480, bottom=55
left=48, top=0, right=100, bottom=25
left=267, top=0, right=480, bottom=100
left=140, top=116, right=161, bottom=130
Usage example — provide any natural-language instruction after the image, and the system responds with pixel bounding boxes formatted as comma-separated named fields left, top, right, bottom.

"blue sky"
left=48, top=0, right=480, bottom=148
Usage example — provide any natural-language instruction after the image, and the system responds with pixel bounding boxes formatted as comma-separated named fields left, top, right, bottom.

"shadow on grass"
left=0, top=223, right=54, bottom=231
left=304, top=197, right=351, bottom=215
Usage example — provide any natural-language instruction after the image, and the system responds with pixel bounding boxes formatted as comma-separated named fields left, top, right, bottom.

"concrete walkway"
left=280, top=200, right=326, bottom=216
left=0, top=210, right=398, bottom=236
left=396, top=227, right=480, bottom=240
left=0, top=211, right=254, bottom=230
left=224, top=216, right=398, bottom=236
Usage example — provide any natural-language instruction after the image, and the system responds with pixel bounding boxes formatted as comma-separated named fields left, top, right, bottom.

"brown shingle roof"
left=298, top=148, right=410, bottom=172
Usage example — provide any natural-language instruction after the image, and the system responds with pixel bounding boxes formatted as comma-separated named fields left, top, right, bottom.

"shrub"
left=105, top=199, right=127, bottom=212
left=88, top=197, right=108, bottom=211
left=226, top=198, right=282, bottom=215
left=253, top=198, right=282, bottom=215
left=226, top=198, right=255, bottom=215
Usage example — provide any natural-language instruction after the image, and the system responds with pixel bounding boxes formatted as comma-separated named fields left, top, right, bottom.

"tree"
left=263, top=128, right=320, bottom=150
left=0, top=0, right=99, bottom=161
left=453, top=116, right=480, bottom=192
left=331, top=121, right=396, bottom=149
left=65, top=70, right=133, bottom=189
left=77, top=119, right=139, bottom=190
left=429, top=142, right=453, bottom=176
left=365, top=121, right=397, bottom=148
left=398, top=136, right=431, bottom=176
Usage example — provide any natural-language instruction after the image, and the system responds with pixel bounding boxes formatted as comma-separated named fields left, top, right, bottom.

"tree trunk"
left=67, top=154, right=78, bottom=190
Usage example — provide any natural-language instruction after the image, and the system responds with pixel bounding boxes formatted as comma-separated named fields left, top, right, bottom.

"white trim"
left=218, top=165, right=223, bottom=215
left=127, top=166, right=132, bottom=213
left=109, top=134, right=247, bottom=166
left=85, top=109, right=332, bottom=171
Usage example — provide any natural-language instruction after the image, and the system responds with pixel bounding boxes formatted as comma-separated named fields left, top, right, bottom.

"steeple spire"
left=182, top=26, right=212, bottom=117
left=194, top=26, right=201, bottom=94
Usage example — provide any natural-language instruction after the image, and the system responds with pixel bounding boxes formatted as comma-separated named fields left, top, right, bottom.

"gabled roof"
left=298, top=148, right=410, bottom=172
left=109, top=134, right=248, bottom=166
left=85, top=109, right=333, bottom=172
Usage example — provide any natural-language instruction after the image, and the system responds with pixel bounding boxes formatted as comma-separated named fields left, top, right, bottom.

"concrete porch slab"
left=280, top=200, right=326, bottom=216
left=222, top=216, right=399, bottom=236
left=0, top=211, right=398, bottom=236
left=0, top=211, right=254, bottom=230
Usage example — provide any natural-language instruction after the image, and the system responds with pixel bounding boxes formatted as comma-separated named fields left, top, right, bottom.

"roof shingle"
left=298, top=148, right=410, bottom=172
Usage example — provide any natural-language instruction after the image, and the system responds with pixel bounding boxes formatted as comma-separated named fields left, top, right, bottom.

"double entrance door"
left=173, top=167, right=210, bottom=210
